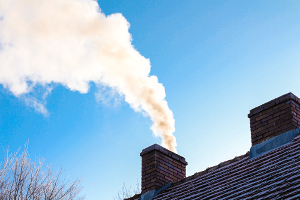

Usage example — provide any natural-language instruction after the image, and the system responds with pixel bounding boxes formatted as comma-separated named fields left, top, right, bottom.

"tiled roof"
left=152, top=134, right=300, bottom=200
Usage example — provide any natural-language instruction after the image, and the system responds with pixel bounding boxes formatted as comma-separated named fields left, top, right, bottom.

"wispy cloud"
left=23, top=96, right=48, bottom=116
left=95, top=85, right=122, bottom=107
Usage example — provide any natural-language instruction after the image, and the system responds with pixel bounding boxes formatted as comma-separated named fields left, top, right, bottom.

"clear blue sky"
left=1, top=0, right=300, bottom=199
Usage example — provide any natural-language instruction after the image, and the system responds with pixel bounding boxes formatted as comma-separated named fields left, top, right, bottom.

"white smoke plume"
left=0, top=0, right=177, bottom=152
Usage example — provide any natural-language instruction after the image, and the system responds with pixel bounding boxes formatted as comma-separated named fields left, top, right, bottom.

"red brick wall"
left=140, top=144, right=187, bottom=194
left=248, top=93, right=300, bottom=146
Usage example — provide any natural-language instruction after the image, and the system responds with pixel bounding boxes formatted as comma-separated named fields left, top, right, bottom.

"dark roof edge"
left=140, top=144, right=187, bottom=165
left=248, top=92, right=300, bottom=117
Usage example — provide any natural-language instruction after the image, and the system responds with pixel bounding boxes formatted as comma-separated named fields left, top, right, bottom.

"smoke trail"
left=0, top=0, right=177, bottom=152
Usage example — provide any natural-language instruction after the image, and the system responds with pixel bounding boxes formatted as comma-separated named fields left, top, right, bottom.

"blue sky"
left=1, top=0, right=300, bottom=199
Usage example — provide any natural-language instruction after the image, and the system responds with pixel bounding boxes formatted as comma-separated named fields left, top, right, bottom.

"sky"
left=1, top=0, right=300, bottom=199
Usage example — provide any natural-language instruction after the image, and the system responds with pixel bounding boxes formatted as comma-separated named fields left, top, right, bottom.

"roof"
left=149, top=133, right=300, bottom=199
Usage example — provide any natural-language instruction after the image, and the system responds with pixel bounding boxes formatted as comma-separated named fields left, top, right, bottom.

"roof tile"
left=153, top=136, right=300, bottom=199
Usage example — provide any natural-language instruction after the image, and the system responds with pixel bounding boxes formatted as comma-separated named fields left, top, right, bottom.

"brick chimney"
left=140, top=144, right=187, bottom=194
left=248, top=92, right=300, bottom=146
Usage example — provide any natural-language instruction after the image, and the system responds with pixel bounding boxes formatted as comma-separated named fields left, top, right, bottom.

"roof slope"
left=153, top=134, right=300, bottom=200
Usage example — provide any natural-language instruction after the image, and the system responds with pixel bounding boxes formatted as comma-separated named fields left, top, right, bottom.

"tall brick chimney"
left=248, top=92, right=300, bottom=146
left=140, top=144, right=187, bottom=194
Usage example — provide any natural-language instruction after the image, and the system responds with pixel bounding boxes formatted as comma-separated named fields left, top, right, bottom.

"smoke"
left=0, top=0, right=177, bottom=152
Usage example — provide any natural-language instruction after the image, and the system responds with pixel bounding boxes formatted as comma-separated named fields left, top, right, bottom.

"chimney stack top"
left=248, top=92, right=300, bottom=117
left=140, top=144, right=187, bottom=165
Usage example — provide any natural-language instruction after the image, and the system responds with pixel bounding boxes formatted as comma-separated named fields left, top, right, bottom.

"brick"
left=268, top=116, right=280, bottom=123
left=256, top=114, right=267, bottom=121
left=261, top=107, right=274, bottom=115
left=275, top=123, right=295, bottom=134
left=156, top=171, right=167, bottom=179
left=256, top=128, right=269, bottom=136
left=145, top=168, right=156, bottom=174
left=262, top=122, right=275, bottom=130
left=143, top=173, right=151, bottom=179
left=254, top=121, right=268, bottom=130
left=271, top=102, right=286, bottom=111
left=250, top=117, right=258, bottom=124
left=293, top=118, right=300, bottom=125
left=165, top=176, right=173, bottom=182
left=143, top=180, right=151, bottom=186
left=172, top=172, right=183, bottom=179
left=251, top=133, right=257, bottom=139
left=169, top=174, right=178, bottom=181
left=274, top=110, right=286, bottom=117
left=250, top=121, right=261, bottom=127
left=263, top=130, right=275, bottom=137
left=261, top=115, right=274, bottom=122
left=178, top=171, right=186, bottom=177
left=293, top=115, right=300, bottom=121
left=145, top=182, right=156, bottom=189
left=158, top=163, right=169, bottom=170
left=252, top=128, right=262, bottom=134
left=273, top=117, right=291, bottom=126
left=252, top=135, right=262, bottom=143
left=291, top=110, right=297, bottom=116
left=168, top=167, right=179, bottom=174
left=177, top=165, right=186, bottom=171
left=277, top=103, right=292, bottom=111
left=145, top=161, right=155, bottom=168
left=173, top=166, right=182, bottom=173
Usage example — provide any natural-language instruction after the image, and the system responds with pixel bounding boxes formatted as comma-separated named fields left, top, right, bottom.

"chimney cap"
left=140, top=144, right=188, bottom=165
left=248, top=92, right=300, bottom=117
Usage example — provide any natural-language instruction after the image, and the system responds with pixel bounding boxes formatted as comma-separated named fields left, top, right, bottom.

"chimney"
left=140, top=144, right=187, bottom=194
left=248, top=92, right=300, bottom=146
